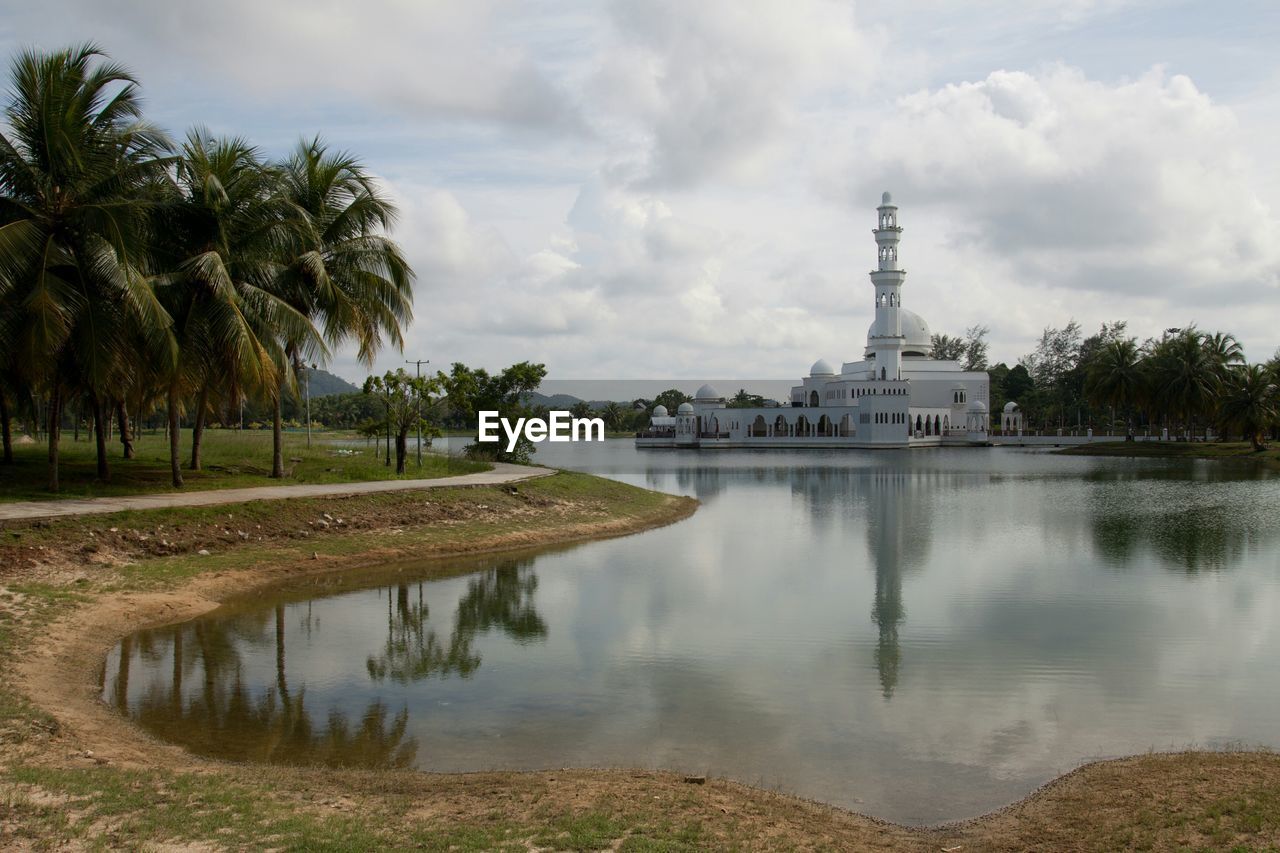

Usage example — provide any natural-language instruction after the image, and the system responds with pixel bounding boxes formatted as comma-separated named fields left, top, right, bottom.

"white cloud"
left=6, top=0, right=584, bottom=131
left=589, top=0, right=880, bottom=188
left=826, top=65, right=1280, bottom=360
left=7, top=2, right=1279, bottom=377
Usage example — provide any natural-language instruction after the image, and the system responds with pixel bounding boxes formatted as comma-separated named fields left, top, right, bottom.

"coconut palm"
left=154, top=130, right=322, bottom=486
left=1085, top=337, right=1144, bottom=428
left=1218, top=365, right=1278, bottom=451
left=1202, top=331, right=1245, bottom=376
left=0, top=44, right=173, bottom=489
left=268, top=138, right=413, bottom=477
left=1150, top=328, right=1219, bottom=440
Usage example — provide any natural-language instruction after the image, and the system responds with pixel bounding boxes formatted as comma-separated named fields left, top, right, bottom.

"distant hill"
left=302, top=368, right=361, bottom=397
left=523, top=392, right=617, bottom=411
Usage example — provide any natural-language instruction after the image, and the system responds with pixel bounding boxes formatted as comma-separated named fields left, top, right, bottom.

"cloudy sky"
left=4, top=1, right=1278, bottom=380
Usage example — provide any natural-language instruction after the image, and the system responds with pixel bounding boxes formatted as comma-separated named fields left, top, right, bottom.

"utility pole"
left=406, top=358, right=429, bottom=467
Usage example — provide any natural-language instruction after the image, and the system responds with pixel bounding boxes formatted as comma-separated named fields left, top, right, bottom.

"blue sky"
left=3, top=0, right=1278, bottom=380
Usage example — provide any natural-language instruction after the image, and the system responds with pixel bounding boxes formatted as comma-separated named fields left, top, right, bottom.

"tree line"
left=937, top=321, right=1279, bottom=448
left=0, top=44, right=414, bottom=490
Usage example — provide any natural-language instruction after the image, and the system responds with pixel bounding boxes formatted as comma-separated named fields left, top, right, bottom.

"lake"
left=101, top=442, right=1280, bottom=824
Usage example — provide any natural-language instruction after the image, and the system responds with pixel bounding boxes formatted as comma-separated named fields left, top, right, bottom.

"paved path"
left=0, top=463, right=557, bottom=521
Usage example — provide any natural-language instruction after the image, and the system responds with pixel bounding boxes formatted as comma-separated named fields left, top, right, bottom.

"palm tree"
left=1150, top=328, right=1219, bottom=440
left=269, top=138, right=413, bottom=477
left=1218, top=365, right=1278, bottom=451
left=1202, top=331, right=1245, bottom=376
left=601, top=401, right=626, bottom=432
left=1084, top=337, right=1143, bottom=430
left=154, top=130, right=320, bottom=486
left=0, top=44, right=173, bottom=489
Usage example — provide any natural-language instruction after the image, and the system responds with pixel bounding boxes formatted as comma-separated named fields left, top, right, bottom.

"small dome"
left=1003, top=401, right=1019, bottom=414
left=677, top=402, right=694, bottom=415
left=968, top=400, right=988, bottom=413
left=810, top=358, right=835, bottom=376
left=694, top=383, right=720, bottom=401
left=653, top=404, right=668, bottom=417
left=881, top=191, right=893, bottom=205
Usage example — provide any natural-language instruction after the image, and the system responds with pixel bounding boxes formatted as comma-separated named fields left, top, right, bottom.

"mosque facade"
left=638, top=193, right=992, bottom=449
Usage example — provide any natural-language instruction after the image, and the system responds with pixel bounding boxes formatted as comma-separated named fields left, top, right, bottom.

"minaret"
left=869, top=192, right=905, bottom=381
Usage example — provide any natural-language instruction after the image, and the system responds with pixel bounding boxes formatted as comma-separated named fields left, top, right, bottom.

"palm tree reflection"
left=103, top=555, right=549, bottom=769
left=367, top=557, right=548, bottom=682
left=109, top=620, right=418, bottom=769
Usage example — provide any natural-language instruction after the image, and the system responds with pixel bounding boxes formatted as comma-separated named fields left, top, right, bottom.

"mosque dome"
left=866, top=309, right=932, bottom=358
left=1003, top=401, right=1019, bottom=414
left=694, top=383, right=721, bottom=401
left=967, top=400, right=988, bottom=413
left=809, top=358, right=835, bottom=376
left=677, top=402, right=695, bottom=415
left=653, top=404, right=668, bottom=417
left=881, top=191, right=893, bottom=205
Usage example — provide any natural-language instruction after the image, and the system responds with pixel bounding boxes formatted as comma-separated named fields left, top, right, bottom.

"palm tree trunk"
left=168, top=388, right=184, bottom=489
left=90, top=392, right=110, bottom=481
left=189, top=385, right=209, bottom=470
left=116, top=400, right=135, bottom=459
left=271, top=390, right=285, bottom=478
left=0, top=391, right=12, bottom=464
left=47, top=387, right=61, bottom=492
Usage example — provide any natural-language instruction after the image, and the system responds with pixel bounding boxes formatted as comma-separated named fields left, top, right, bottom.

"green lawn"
left=0, top=428, right=490, bottom=502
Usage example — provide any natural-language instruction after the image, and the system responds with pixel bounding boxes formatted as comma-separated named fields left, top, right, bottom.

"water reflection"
left=104, top=557, right=547, bottom=769
left=104, top=443, right=1280, bottom=824
left=368, top=557, right=547, bottom=682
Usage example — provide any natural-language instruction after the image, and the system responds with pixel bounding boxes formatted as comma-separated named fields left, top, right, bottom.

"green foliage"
left=932, top=326, right=989, bottom=371
left=439, top=361, right=548, bottom=463
left=652, top=389, right=692, bottom=413
left=0, top=45, right=414, bottom=493
left=363, top=368, right=442, bottom=473
left=728, top=388, right=768, bottom=408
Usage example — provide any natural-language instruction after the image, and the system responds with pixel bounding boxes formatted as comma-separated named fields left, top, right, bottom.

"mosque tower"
left=869, top=192, right=906, bottom=381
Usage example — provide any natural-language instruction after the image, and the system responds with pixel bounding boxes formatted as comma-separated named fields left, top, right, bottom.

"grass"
left=1057, top=439, right=1280, bottom=468
left=0, top=427, right=490, bottom=502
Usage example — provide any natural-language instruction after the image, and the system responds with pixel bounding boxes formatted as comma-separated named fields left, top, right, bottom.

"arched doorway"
left=751, top=415, right=768, bottom=437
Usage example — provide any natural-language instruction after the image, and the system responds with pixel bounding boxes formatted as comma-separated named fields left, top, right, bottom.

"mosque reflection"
left=103, top=556, right=547, bottom=769
left=644, top=453, right=1270, bottom=698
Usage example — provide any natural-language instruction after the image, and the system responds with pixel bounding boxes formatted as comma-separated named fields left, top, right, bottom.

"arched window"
left=880, top=367, right=887, bottom=380
left=809, top=390, right=819, bottom=407
left=935, top=415, right=942, bottom=435
left=915, top=414, right=923, bottom=433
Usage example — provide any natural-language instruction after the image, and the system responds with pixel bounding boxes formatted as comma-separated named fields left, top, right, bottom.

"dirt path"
left=0, top=462, right=554, bottom=520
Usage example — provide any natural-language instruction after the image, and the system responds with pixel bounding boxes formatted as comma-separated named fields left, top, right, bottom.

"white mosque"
left=638, top=193, right=992, bottom=449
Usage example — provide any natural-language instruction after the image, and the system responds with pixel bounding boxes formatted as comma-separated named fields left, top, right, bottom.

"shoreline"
left=1054, top=439, right=1280, bottom=469
left=3, top=472, right=1280, bottom=849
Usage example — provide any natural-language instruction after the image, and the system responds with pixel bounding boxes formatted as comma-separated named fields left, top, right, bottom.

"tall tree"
left=962, top=325, right=990, bottom=371
left=1218, top=364, right=1278, bottom=451
left=155, top=130, right=312, bottom=486
left=0, top=44, right=173, bottom=489
left=270, top=138, right=414, bottom=478
left=363, top=368, right=440, bottom=474
left=930, top=333, right=965, bottom=361
left=1084, top=337, right=1143, bottom=427
left=1148, top=327, right=1219, bottom=439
